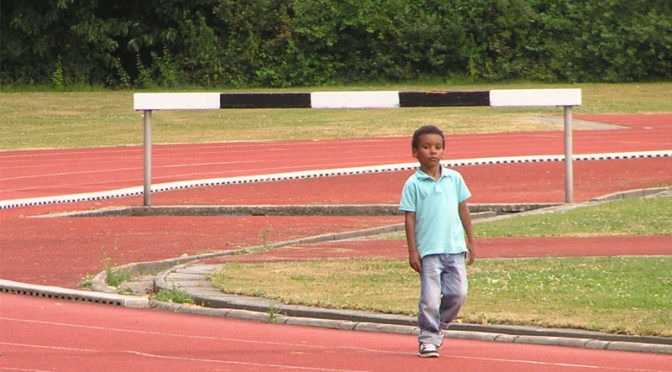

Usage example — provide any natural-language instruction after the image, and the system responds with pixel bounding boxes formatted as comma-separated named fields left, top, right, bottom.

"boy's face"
left=412, top=133, right=444, bottom=168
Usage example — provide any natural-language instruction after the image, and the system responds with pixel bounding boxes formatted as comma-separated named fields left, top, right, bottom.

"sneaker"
left=418, top=343, right=439, bottom=358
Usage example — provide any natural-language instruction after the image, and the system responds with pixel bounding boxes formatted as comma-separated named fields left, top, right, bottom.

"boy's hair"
left=412, top=125, right=445, bottom=149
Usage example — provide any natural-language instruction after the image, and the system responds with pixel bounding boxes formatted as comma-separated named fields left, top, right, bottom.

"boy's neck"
left=420, top=164, right=442, bottom=180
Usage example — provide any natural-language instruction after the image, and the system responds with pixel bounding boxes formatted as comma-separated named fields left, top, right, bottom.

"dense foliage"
left=2, top=0, right=671, bottom=87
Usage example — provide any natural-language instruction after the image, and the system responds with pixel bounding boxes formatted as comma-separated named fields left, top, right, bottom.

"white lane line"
left=0, top=342, right=369, bottom=372
left=1, top=341, right=97, bottom=353
left=1, top=150, right=670, bottom=209
left=2, top=317, right=365, bottom=350
left=125, top=350, right=371, bottom=371
left=445, top=353, right=669, bottom=372
left=1, top=161, right=254, bottom=182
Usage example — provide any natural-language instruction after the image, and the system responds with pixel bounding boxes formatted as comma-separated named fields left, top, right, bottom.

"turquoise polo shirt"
left=399, top=165, right=471, bottom=258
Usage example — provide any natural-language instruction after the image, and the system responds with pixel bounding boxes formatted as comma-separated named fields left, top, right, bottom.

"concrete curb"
left=0, top=279, right=148, bottom=308
left=150, top=298, right=672, bottom=354
left=34, top=203, right=551, bottom=218
left=590, top=186, right=671, bottom=201
left=150, top=261, right=672, bottom=355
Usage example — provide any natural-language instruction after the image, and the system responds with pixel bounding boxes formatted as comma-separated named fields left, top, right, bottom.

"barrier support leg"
left=563, top=106, right=573, bottom=203
left=143, top=110, right=152, bottom=206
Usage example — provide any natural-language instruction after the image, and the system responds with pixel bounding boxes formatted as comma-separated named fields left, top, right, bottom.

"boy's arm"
left=405, top=211, right=422, bottom=273
left=458, top=201, right=476, bottom=265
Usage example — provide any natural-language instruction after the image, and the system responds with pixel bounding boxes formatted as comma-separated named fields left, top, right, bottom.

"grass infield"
left=476, top=198, right=671, bottom=237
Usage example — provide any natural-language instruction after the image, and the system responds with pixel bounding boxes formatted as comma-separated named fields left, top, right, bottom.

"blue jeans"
left=418, top=253, right=468, bottom=346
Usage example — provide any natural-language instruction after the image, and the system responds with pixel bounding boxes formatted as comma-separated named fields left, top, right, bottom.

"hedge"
left=2, top=0, right=670, bottom=87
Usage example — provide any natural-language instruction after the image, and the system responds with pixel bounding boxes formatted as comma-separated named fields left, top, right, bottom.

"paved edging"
left=0, top=279, right=148, bottom=308
left=151, top=261, right=672, bottom=355
left=591, top=186, right=671, bottom=201
left=33, top=203, right=548, bottom=218
left=149, top=300, right=672, bottom=355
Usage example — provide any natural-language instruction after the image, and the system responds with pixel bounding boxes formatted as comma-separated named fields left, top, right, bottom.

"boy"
left=399, top=125, right=475, bottom=358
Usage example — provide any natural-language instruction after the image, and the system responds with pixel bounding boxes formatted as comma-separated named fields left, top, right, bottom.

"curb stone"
left=0, top=279, right=148, bottom=308
left=151, top=260, right=672, bottom=355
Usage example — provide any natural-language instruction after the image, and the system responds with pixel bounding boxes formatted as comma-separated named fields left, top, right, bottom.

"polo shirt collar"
left=415, top=164, right=447, bottom=180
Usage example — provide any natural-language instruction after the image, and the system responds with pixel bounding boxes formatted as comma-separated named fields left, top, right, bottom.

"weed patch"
left=105, top=267, right=132, bottom=288
left=155, top=284, right=195, bottom=304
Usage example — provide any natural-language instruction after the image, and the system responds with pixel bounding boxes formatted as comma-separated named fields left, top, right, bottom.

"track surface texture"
left=4, top=294, right=672, bottom=372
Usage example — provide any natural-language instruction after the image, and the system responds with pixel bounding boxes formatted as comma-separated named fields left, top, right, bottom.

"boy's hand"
left=409, top=250, right=422, bottom=273
left=459, top=201, right=476, bottom=266
left=404, top=212, right=422, bottom=273
left=466, top=241, right=475, bottom=266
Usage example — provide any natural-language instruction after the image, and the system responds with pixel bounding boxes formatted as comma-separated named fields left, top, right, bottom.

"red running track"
left=2, top=294, right=671, bottom=372
left=1, top=114, right=670, bottom=201
left=0, top=114, right=671, bottom=370
left=144, top=156, right=672, bottom=205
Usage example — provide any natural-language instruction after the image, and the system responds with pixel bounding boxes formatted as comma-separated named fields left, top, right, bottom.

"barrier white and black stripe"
left=134, top=89, right=581, bottom=110
left=132, top=89, right=586, bottom=204
left=2, top=150, right=669, bottom=210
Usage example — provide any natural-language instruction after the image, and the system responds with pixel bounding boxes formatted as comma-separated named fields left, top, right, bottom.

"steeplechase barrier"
left=133, top=89, right=581, bottom=206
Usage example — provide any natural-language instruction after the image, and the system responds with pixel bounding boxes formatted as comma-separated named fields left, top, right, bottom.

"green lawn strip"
left=466, top=257, right=671, bottom=337
left=210, top=256, right=671, bottom=337
left=2, top=82, right=671, bottom=150
left=382, top=198, right=672, bottom=240
left=475, top=198, right=672, bottom=237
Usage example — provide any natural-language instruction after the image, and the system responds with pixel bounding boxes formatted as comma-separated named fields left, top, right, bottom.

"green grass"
left=475, top=198, right=672, bottom=237
left=467, top=257, right=671, bottom=336
left=1, top=82, right=671, bottom=150
left=210, top=256, right=672, bottom=336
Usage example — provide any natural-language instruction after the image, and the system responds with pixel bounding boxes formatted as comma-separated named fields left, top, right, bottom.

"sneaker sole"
left=418, top=351, right=439, bottom=358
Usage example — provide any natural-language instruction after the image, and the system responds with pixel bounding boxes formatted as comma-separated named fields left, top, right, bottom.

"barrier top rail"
left=134, top=89, right=581, bottom=111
